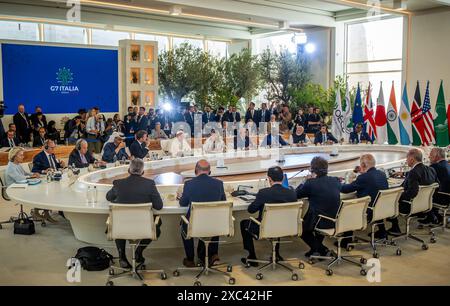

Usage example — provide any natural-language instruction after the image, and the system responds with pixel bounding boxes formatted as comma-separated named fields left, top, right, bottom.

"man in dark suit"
left=1, top=129, right=20, bottom=148
left=240, top=167, right=297, bottom=266
left=31, top=140, right=65, bottom=173
left=33, top=127, right=47, bottom=148
left=184, top=106, right=196, bottom=135
left=257, top=103, right=271, bottom=126
left=29, top=106, right=47, bottom=128
left=202, top=105, right=216, bottom=125
left=13, top=104, right=32, bottom=144
left=428, top=147, right=449, bottom=222
left=106, top=158, right=163, bottom=268
left=178, top=159, right=226, bottom=267
left=388, top=148, right=438, bottom=235
left=341, top=154, right=389, bottom=245
left=136, top=107, right=149, bottom=132
left=225, top=106, right=241, bottom=124
left=296, top=156, right=341, bottom=257
left=349, top=123, right=372, bottom=144
left=68, top=139, right=104, bottom=168
left=245, top=102, right=258, bottom=124
left=129, top=130, right=150, bottom=159
left=215, top=107, right=226, bottom=124
left=314, top=124, right=338, bottom=145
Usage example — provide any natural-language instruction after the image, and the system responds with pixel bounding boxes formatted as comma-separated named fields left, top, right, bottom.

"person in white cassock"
left=169, top=130, right=192, bottom=157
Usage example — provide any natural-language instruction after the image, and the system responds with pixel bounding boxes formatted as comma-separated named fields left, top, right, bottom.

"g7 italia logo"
left=50, top=67, right=79, bottom=94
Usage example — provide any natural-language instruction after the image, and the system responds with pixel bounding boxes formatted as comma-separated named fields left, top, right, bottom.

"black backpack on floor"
left=74, top=247, right=114, bottom=271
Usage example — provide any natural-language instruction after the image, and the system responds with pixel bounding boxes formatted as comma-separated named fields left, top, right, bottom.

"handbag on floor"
left=13, top=211, right=35, bottom=235
left=74, top=247, right=114, bottom=271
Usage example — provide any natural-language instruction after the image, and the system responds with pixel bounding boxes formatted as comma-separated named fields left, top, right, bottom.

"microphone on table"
left=231, top=185, right=255, bottom=197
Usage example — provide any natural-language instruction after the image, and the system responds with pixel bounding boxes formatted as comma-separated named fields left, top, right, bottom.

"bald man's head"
left=195, top=159, right=211, bottom=176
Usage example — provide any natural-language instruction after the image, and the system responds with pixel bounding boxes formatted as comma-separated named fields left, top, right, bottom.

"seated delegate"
left=32, top=139, right=65, bottom=173
left=69, top=139, right=106, bottom=168
left=102, top=132, right=129, bottom=163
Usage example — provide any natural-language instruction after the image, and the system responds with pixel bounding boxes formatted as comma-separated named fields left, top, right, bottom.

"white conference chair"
left=348, top=187, right=404, bottom=258
left=392, top=183, right=439, bottom=250
left=106, top=203, right=166, bottom=286
left=244, top=201, right=304, bottom=281
left=309, top=196, right=371, bottom=276
left=173, top=201, right=235, bottom=286
left=429, top=191, right=450, bottom=234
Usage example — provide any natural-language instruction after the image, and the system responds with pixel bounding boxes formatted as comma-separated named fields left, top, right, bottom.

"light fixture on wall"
left=305, top=43, right=316, bottom=54
left=169, top=5, right=182, bottom=16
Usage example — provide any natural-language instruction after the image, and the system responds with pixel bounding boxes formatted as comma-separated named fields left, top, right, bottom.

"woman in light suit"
left=203, top=129, right=225, bottom=154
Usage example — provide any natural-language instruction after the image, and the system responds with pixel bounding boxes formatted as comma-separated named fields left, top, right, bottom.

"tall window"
left=43, top=24, right=87, bottom=44
left=173, top=37, right=204, bottom=50
left=254, top=33, right=306, bottom=54
left=207, top=40, right=227, bottom=58
left=346, top=17, right=403, bottom=106
left=0, top=20, right=38, bottom=41
left=91, top=29, right=130, bottom=46
left=134, top=33, right=169, bottom=53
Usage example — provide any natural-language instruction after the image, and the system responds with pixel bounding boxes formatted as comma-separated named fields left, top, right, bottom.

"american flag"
left=422, top=81, right=435, bottom=145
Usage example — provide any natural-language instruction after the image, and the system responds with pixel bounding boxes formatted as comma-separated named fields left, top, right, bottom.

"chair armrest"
left=317, top=214, right=336, bottom=222
left=437, top=191, right=450, bottom=197
left=400, top=200, right=413, bottom=206
left=367, top=206, right=374, bottom=210
left=181, top=215, right=189, bottom=225
left=249, top=216, right=261, bottom=226
left=232, top=216, right=235, bottom=222
left=154, top=215, right=160, bottom=225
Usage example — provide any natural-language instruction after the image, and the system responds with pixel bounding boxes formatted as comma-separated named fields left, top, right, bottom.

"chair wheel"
left=106, top=281, right=114, bottom=286
left=346, top=246, right=354, bottom=252
left=299, top=262, right=305, bottom=269
left=326, top=269, right=333, bottom=276
left=360, top=269, right=367, bottom=276
left=109, top=269, right=114, bottom=275
left=430, top=238, right=436, bottom=244
left=291, top=273, right=299, bottom=281
left=360, top=258, right=367, bottom=264
left=228, top=277, right=235, bottom=285
left=245, top=263, right=251, bottom=268
left=308, top=259, right=315, bottom=265
left=256, top=273, right=263, bottom=280
left=227, top=265, right=232, bottom=272
left=194, top=281, right=201, bottom=286
left=173, top=270, right=180, bottom=277
left=422, top=244, right=429, bottom=250
left=396, top=249, right=402, bottom=256
left=372, top=253, right=379, bottom=259
left=160, top=272, right=167, bottom=280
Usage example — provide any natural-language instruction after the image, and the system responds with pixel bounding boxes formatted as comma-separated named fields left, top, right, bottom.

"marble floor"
left=1, top=200, right=449, bottom=286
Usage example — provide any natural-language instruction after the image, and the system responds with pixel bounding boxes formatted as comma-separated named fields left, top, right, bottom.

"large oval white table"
left=6, top=144, right=411, bottom=248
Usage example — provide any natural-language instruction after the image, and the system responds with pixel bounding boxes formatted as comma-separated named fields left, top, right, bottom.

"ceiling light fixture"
left=169, top=5, right=182, bottom=16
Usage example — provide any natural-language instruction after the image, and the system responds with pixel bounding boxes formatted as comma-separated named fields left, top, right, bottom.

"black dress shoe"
left=241, top=257, right=259, bottom=267
left=387, top=226, right=402, bottom=236
left=119, top=258, right=132, bottom=269
left=183, top=258, right=196, bottom=268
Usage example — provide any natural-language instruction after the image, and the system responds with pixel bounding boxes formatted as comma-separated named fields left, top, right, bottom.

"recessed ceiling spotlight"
left=169, top=5, right=182, bottom=16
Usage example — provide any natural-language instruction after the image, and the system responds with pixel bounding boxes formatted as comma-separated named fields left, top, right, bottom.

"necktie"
left=22, top=113, right=29, bottom=128
left=262, top=110, right=265, bottom=122
left=49, top=155, right=56, bottom=169
left=323, top=133, right=327, bottom=143
left=9, top=139, right=14, bottom=148
left=80, top=153, right=88, bottom=164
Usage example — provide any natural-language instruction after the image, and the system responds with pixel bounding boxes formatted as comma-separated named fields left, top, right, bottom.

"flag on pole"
left=399, top=82, right=412, bottom=145
left=342, top=85, right=353, bottom=139
left=422, top=81, right=435, bottom=146
left=352, top=83, right=364, bottom=129
left=448, top=104, right=450, bottom=141
left=375, top=82, right=387, bottom=144
left=433, top=80, right=449, bottom=147
left=387, top=81, right=400, bottom=144
left=363, top=83, right=376, bottom=142
left=331, top=87, right=343, bottom=141
left=411, top=81, right=426, bottom=146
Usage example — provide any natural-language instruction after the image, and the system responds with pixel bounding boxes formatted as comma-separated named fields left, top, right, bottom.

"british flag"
left=422, top=81, right=435, bottom=145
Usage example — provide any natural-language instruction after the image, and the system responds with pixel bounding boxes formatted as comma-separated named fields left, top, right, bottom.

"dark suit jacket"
left=257, top=109, right=271, bottom=124
left=68, top=149, right=96, bottom=168
left=430, top=160, right=450, bottom=204
left=296, top=175, right=341, bottom=230
left=248, top=184, right=297, bottom=221
left=261, top=134, right=288, bottom=147
left=341, top=167, right=389, bottom=206
left=13, top=112, right=31, bottom=143
left=202, top=112, right=216, bottom=125
left=136, top=115, right=148, bottom=132
left=400, top=163, right=438, bottom=203
left=349, top=131, right=372, bottom=144
left=1, top=137, right=20, bottom=148
left=30, top=113, right=47, bottom=128
left=179, top=174, right=226, bottom=218
left=32, top=150, right=62, bottom=173
left=184, top=112, right=195, bottom=130
left=245, top=109, right=258, bottom=123
left=106, top=174, right=163, bottom=210
left=129, top=140, right=149, bottom=159
left=33, top=136, right=47, bottom=148
left=225, top=111, right=241, bottom=123
left=314, top=132, right=338, bottom=144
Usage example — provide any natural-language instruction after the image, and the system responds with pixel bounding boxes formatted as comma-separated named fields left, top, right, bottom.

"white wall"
left=406, top=9, right=450, bottom=109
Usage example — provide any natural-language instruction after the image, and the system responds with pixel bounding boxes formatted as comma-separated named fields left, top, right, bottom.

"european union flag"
left=352, top=83, right=364, bottom=129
